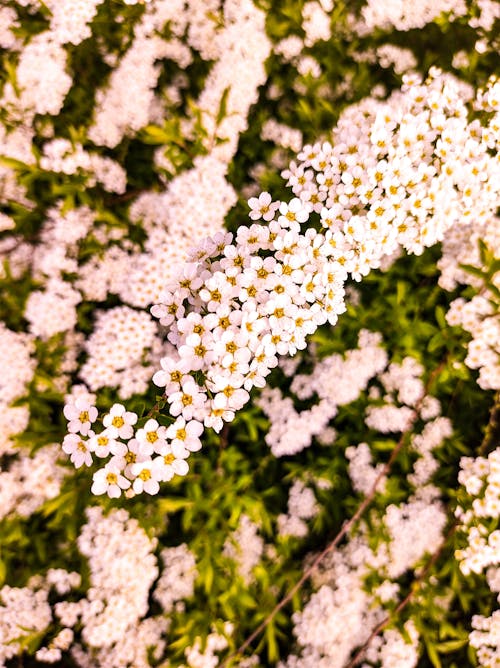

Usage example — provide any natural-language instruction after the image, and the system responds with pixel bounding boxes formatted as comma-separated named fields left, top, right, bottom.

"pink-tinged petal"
left=186, top=420, right=204, bottom=437
left=173, top=459, right=189, bottom=476
left=118, top=475, right=131, bottom=489
left=145, top=479, right=160, bottom=495
left=172, top=442, right=189, bottom=459
left=108, top=485, right=121, bottom=499
left=91, top=478, right=107, bottom=495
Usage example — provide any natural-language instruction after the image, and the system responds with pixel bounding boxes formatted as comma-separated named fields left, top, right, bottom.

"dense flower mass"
left=1, top=0, right=499, bottom=666
left=58, top=70, right=500, bottom=500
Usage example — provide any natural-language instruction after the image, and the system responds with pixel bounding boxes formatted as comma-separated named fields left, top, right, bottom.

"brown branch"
left=478, top=390, right=500, bottom=456
left=345, top=521, right=458, bottom=668
left=221, top=360, right=447, bottom=667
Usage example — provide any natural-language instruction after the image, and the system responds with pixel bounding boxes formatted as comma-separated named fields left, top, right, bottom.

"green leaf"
left=436, top=639, right=468, bottom=653
left=265, top=621, right=279, bottom=663
left=428, top=332, right=444, bottom=353
left=426, top=640, right=443, bottom=668
left=156, top=498, right=193, bottom=514
left=216, top=86, right=231, bottom=126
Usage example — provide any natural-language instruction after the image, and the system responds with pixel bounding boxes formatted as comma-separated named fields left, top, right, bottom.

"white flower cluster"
left=0, top=508, right=200, bottom=666
left=448, top=295, right=499, bottom=391
left=76, top=507, right=159, bottom=645
left=0, top=6, right=19, bottom=50
left=357, top=0, right=467, bottom=33
left=364, top=622, right=420, bottom=668
left=0, top=585, right=52, bottom=666
left=55, top=506, right=169, bottom=667
left=376, top=45, right=418, bottom=76
left=469, top=610, right=500, bottom=668
left=44, top=0, right=105, bottom=45
left=79, top=306, right=162, bottom=398
left=223, top=514, right=264, bottom=583
left=261, top=119, right=304, bottom=154
left=436, top=79, right=500, bottom=391
left=89, top=0, right=188, bottom=148
left=284, top=70, right=500, bottom=274
left=302, top=1, right=332, bottom=47
left=117, top=156, right=238, bottom=308
left=384, top=494, right=447, bottom=579
left=68, top=69, right=500, bottom=497
left=183, top=622, right=234, bottom=668
left=0, top=122, right=34, bottom=206
left=1, top=32, right=72, bottom=118
left=39, top=140, right=127, bottom=194
left=408, top=416, right=453, bottom=488
left=282, top=490, right=444, bottom=667
left=281, top=383, right=451, bottom=666
left=456, top=450, right=500, bottom=576
left=0, top=445, right=67, bottom=521
left=281, top=531, right=390, bottom=668
left=62, top=397, right=193, bottom=497
left=153, top=543, right=198, bottom=614
left=346, top=442, right=387, bottom=496
left=0, top=572, right=79, bottom=665
left=0, top=323, right=36, bottom=455
left=278, top=480, right=319, bottom=538
left=25, top=277, right=82, bottom=340
left=258, top=330, right=387, bottom=457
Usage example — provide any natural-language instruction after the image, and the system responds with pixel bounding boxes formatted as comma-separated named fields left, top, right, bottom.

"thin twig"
left=345, top=521, right=457, bottom=668
left=478, top=390, right=500, bottom=456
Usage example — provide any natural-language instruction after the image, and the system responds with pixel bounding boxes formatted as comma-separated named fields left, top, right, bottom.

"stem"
left=478, top=390, right=500, bottom=456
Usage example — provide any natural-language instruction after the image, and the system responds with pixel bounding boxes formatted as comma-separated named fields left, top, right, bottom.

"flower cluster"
left=455, top=450, right=500, bottom=576
left=223, top=514, right=264, bottom=583
left=59, top=69, right=500, bottom=497
left=258, top=329, right=388, bottom=456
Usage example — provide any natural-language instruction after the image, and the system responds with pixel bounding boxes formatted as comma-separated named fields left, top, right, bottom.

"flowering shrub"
left=0, top=1, right=499, bottom=666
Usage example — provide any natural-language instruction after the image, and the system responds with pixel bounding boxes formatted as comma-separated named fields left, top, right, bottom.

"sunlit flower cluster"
left=1, top=2, right=499, bottom=665
left=59, top=69, right=500, bottom=498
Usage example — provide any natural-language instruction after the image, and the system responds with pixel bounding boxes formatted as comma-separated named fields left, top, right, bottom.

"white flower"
left=135, top=418, right=168, bottom=454
left=168, top=379, right=208, bottom=420
left=62, top=433, right=93, bottom=468
left=131, top=461, right=161, bottom=495
left=153, top=448, right=189, bottom=481
left=91, top=463, right=131, bottom=498
left=152, top=357, right=191, bottom=392
left=63, top=397, right=98, bottom=435
left=87, top=429, right=119, bottom=458
left=102, top=403, right=137, bottom=439
left=248, top=192, right=280, bottom=221
left=109, top=438, right=151, bottom=478
left=166, top=417, right=204, bottom=453
left=278, top=198, right=310, bottom=226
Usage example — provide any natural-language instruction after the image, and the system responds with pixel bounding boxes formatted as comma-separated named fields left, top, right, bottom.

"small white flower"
left=153, top=448, right=189, bottom=481
left=166, top=417, right=204, bottom=452
left=131, top=461, right=161, bottom=495
left=135, top=418, right=168, bottom=454
left=91, top=463, right=130, bottom=498
left=63, top=398, right=98, bottom=435
left=248, top=192, right=280, bottom=221
left=102, top=403, right=137, bottom=439
left=87, top=429, right=119, bottom=458
left=62, top=433, right=93, bottom=468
